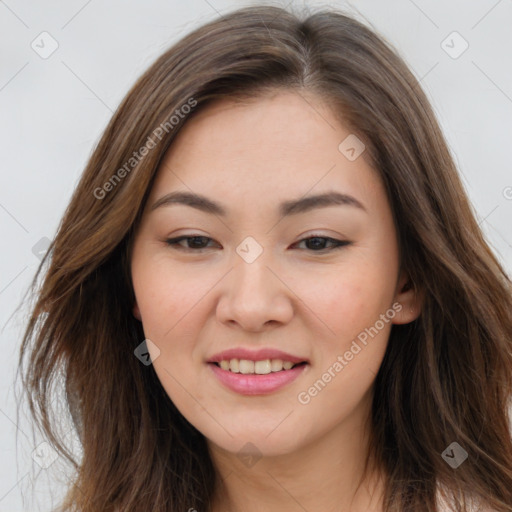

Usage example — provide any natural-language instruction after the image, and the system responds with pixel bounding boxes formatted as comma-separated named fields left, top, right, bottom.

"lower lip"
left=208, top=362, right=308, bottom=395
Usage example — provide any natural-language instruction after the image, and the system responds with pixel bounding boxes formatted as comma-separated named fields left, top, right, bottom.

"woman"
left=18, top=4, right=512, bottom=512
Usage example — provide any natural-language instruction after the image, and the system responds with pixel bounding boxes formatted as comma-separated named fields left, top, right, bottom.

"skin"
left=130, top=90, right=422, bottom=512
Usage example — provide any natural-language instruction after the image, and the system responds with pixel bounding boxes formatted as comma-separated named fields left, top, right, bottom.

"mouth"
left=206, top=348, right=310, bottom=394
left=207, top=359, right=309, bottom=395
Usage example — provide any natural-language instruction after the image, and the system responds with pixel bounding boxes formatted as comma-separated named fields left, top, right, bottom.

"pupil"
left=308, top=237, right=325, bottom=250
left=190, top=236, right=207, bottom=248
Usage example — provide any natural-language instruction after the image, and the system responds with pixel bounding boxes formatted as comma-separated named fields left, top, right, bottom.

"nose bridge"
left=232, top=238, right=275, bottom=300
left=216, top=236, right=293, bottom=330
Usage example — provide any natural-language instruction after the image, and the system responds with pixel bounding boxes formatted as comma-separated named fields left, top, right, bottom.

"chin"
left=207, top=427, right=306, bottom=459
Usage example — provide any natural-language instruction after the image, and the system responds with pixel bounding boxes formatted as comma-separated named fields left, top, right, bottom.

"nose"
left=215, top=249, right=294, bottom=332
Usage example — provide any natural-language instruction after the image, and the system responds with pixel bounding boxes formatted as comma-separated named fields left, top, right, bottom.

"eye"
left=293, top=236, right=351, bottom=252
left=165, top=235, right=218, bottom=251
left=165, top=235, right=351, bottom=253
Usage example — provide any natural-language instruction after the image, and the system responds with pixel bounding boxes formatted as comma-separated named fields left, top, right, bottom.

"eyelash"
left=164, top=235, right=351, bottom=253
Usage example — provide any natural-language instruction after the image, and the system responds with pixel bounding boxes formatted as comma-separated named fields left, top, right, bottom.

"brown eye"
left=165, top=235, right=218, bottom=251
left=294, top=236, right=351, bottom=252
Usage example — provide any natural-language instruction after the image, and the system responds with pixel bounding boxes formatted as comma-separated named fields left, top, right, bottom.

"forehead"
left=164, top=91, right=345, bottom=161
left=148, top=91, right=383, bottom=213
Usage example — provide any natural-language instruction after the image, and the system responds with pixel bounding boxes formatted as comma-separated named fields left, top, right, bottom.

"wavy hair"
left=17, top=4, right=512, bottom=512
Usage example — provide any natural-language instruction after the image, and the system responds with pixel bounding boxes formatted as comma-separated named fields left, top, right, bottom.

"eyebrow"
left=150, top=190, right=367, bottom=217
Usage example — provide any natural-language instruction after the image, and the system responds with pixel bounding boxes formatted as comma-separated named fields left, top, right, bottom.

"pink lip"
left=207, top=347, right=308, bottom=364
left=208, top=362, right=308, bottom=395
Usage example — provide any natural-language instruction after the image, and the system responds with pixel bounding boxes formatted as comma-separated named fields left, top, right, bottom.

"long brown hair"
left=17, top=4, right=512, bottom=511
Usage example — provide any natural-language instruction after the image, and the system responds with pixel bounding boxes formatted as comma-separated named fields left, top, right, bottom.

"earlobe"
left=391, top=271, right=424, bottom=325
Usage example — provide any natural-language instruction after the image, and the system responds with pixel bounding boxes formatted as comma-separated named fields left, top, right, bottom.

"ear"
left=391, top=269, right=423, bottom=325
left=132, top=301, right=142, bottom=321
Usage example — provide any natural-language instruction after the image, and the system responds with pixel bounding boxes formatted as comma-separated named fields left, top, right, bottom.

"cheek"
left=293, top=271, right=393, bottom=425
left=294, top=262, right=394, bottom=341
left=132, top=256, right=211, bottom=341
left=131, top=261, right=208, bottom=402
left=288, top=253, right=397, bottom=401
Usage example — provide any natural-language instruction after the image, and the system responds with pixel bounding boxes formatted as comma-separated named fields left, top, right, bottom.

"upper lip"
left=207, top=348, right=309, bottom=364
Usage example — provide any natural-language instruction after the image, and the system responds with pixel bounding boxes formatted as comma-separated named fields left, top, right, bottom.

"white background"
left=1, top=0, right=511, bottom=510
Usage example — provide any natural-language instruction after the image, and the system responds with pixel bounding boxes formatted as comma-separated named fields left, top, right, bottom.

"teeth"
left=215, top=358, right=301, bottom=374
left=254, top=360, right=271, bottom=374
left=270, top=359, right=284, bottom=371
left=239, top=360, right=254, bottom=374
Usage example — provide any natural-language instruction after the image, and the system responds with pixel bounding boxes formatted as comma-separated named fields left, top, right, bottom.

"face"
left=130, top=90, right=420, bottom=457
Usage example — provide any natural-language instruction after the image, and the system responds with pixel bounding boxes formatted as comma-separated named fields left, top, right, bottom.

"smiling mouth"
left=210, top=359, right=308, bottom=375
